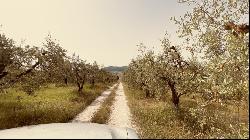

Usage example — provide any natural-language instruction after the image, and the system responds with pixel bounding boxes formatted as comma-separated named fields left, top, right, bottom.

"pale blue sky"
left=0, top=0, right=192, bottom=66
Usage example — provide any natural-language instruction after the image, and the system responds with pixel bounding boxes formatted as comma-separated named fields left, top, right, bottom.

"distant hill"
left=103, top=66, right=128, bottom=73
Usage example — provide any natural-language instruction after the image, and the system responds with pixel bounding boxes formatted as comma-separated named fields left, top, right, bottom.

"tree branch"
left=0, top=61, right=40, bottom=88
left=0, top=72, right=8, bottom=80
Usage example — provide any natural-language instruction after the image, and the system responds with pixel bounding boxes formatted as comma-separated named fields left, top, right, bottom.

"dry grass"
left=91, top=84, right=119, bottom=124
left=124, top=84, right=249, bottom=139
left=0, top=83, right=109, bottom=130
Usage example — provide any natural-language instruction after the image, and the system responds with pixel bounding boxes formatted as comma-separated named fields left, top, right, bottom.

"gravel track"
left=108, top=82, right=135, bottom=129
left=71, top=84, right=117, bottom=123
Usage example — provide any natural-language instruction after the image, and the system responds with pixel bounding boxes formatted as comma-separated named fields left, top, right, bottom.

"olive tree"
left=174, top=0, right=249, bottom=103
left=123, top=38, right=202, bottom=108
left=71, top=54, right=88, bottom=93
left=0, top=34, right=15, bottom=81
left=0, top=33, right=44, bottom=91
left=154, top=38, right=203, bottom=108
left=41, top=34, right=70, bottom=85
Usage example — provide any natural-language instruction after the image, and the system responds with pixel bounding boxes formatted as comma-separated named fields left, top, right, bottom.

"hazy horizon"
left=0, top=0, right=192, bottom=67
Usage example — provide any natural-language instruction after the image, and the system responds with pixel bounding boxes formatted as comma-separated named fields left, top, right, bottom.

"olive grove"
left=123, top=0, right=248, bottom=137
left=0, top=32, right=117, bottom=95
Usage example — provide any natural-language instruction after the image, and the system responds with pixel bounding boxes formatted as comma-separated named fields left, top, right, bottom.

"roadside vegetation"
left=91, top=84, right=119, bottom=124
left=0, top=83, right=111, bottom=130
left=124, top=85, right=248, bottom=139
left=123, top=0, right=249, bottom=139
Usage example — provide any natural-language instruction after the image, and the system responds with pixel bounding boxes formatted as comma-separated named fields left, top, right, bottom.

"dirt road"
left=72, top=82, right=136, bottom=130
left=72, top=84, right=117, bottom=123
left=108, top=82, right=134, bottom=129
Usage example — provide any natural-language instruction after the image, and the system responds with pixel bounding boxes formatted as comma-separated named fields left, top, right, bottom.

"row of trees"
left=123, top=0, right=249, bottom=108
left=0, top=33, right=118, bottom=95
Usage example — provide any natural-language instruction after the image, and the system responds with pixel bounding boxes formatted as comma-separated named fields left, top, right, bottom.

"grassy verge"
left=123, top=84, right=249, bottom=139
left=91, top=84, right=119, bottom=124
left=0, top=83, right=110, bottom=130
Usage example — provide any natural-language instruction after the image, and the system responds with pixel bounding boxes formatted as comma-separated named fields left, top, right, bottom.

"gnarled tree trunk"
left=64, top=77, right=68, bottom=85
left=166, top=78, right=180, bottom=109
left=77, top=79, right=85, bottom=94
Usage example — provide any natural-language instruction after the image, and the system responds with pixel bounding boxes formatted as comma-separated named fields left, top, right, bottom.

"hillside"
left=103, top=66, right=128, bottom=73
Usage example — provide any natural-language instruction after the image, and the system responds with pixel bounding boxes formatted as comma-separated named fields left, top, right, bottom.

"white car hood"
left=0, top=123, right=139, bottom=139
